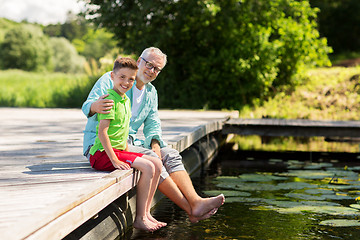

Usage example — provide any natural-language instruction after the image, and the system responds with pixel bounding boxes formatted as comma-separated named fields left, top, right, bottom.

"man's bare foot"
left=191, top=194, right=225, bottom=217
left=189, top=208, right=218, bottom=223
left=147, top=212, right=167, bottom=228
left=133, top=217, right=158, bottom=232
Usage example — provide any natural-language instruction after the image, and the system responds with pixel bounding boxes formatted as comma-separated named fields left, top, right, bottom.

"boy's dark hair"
left=113, top=57, right=138, bottom=72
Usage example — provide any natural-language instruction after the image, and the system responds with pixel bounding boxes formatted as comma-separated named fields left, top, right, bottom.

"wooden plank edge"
left=2, top=176, right=117, bottom=240
left=23, top=173, right=137, bottom=240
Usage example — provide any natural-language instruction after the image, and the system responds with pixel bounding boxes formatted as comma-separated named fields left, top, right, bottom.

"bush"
left=0, top=24, right=52, bottom=71
left=49, top=37, right=86, bottom=73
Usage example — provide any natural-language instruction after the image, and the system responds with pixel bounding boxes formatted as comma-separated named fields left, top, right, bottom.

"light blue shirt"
left=82, top=72, right=167, bottom=155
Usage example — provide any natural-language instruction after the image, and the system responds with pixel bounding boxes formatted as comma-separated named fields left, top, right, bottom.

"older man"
left=82, top=47, right=224, bottom=223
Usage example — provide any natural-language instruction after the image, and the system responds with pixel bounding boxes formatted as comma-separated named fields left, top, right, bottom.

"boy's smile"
left=111, top=68, right=137, bottom=96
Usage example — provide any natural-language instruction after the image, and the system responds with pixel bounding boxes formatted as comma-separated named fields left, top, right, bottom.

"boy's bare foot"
left=191, top=194, right=225, bottom=217
left=133, top=217, right=158, bottom=232
left=189, top=207, right=218, bottom=223
left=147, top=212, right=167, bottom=228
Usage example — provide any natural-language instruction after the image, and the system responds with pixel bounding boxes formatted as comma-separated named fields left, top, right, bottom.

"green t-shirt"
left=89, top=89, right=131, bottom=155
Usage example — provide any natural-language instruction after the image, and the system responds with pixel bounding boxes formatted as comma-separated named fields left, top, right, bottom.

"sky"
left=0, top=0, right=86, bottom=25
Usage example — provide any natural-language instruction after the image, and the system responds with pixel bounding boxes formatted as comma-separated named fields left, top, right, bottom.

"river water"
left=126, top=150, right=360, bottom=240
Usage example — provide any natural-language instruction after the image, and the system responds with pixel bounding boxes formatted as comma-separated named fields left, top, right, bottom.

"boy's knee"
left=142, top=161, right=156, bottom=177
left=149, top=156, right=162, bottom=171
left=154, top=160, right=162, bottom=173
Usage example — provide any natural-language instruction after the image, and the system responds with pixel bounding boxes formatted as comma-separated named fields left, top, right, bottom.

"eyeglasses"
left=141, top=57, right=162, bottom=74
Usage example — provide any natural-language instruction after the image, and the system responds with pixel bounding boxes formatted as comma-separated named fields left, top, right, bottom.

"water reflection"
left=127, top=151, right=360, bottom=240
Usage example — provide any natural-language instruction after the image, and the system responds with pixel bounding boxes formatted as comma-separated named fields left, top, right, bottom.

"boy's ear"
left=110, top=71, right=114, bottom=80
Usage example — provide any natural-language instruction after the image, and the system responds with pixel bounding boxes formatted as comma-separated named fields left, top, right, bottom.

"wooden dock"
left=222, top=118, right=360, bottom=138
left=0, top=108, right=237, bottom=240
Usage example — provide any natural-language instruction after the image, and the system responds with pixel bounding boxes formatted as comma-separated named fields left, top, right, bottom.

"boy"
left=89, top=57, right=166, bottom=231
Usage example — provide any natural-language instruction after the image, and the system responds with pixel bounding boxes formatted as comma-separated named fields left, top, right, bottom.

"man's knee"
left=161, top=147, right=186, bottom=174
left=161, top=147, right=182, bottom=163
left=159, top=166, right=169, bottom=185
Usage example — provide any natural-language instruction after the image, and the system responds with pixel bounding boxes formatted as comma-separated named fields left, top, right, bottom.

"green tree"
left=0, top=24, right=52, bottom=71
left=85, top=0, right=331, bottom=109
left=72, top=28, right=117, bottom=61
left=43, top=23, right=62, bottom=37
left=49, top=37, right=85, bottom=73
left=0, top=18, right=19, bottom=42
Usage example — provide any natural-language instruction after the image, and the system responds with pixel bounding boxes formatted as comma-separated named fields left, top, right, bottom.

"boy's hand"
left=112, top=160, right=131, bottom=170
left=151, top=139, right=162, bottom=159
left=91, top=94, right=114, bottom=115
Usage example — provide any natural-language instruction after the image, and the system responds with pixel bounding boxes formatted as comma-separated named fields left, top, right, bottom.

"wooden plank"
left=1, top=177, right=118, bottom=240
left=223, top=118, right=360, bottom=137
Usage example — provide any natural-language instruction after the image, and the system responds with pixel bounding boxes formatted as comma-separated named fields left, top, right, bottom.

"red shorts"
left=90, top=149, right=144, bottom=171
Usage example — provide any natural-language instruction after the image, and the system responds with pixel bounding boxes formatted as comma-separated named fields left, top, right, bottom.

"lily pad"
left=275, top=182, right=317, bottom=190
left=250, top=205, right=277, bottom=211
left=278, top=170, right=333, bottom=179
left=320, top=184, right=360, bottom=190
left=326, top=169, right=359, bottom=178
left=348, top=166, right=360, bottom=171
left=262, top=200, right=305, bottom=208
left=298, top=201, right=341, bottom=207
left=215, top=182, right=277, bottom=191
left=305, top=189, right=334, bottom=195
left=321, top=194, right=352, bottom=200
left=319, top=219, right=360, bottom=227
left=225, top=197, right=264, bottom=203
left=203, top=190, right=251, bottom=197
left=238, top=173, right=288, bottom=182
left=276, top=205, right=360, bottom=216
left=349, top=204, right=360, bottom=210
left=269, top=159, right=283, bottom=163
left=304, top=163, right=333, bottom=170
left=213, top=176, right=244, bottom=184
left=285, top=193, right=326, bottom=201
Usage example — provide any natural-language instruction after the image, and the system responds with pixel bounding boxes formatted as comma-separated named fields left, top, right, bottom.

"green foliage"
left=0, top=18, right=19, bottom=42
left=85, top=0, right=331, bottom=110
left=0, top=70, right=96, bottom=108
left=0, top=24, right=52, bottom=71
left=72, top=28, right=117, bottom=61
left=43, top=14, right=118, bottom=68
left=49, top=37, right=86, bottom=73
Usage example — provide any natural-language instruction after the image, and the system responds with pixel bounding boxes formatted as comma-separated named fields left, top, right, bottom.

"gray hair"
left=140, top=47, right=167, bottom=67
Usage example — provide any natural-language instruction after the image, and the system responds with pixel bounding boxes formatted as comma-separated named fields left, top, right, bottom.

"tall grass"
left=0, top=70, right=98, bottom=108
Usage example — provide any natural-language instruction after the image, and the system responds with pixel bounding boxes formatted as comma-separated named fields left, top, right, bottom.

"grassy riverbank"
left=235, top=66, right=360, bottom=153
left=239, top=66, right=360, bottom=121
